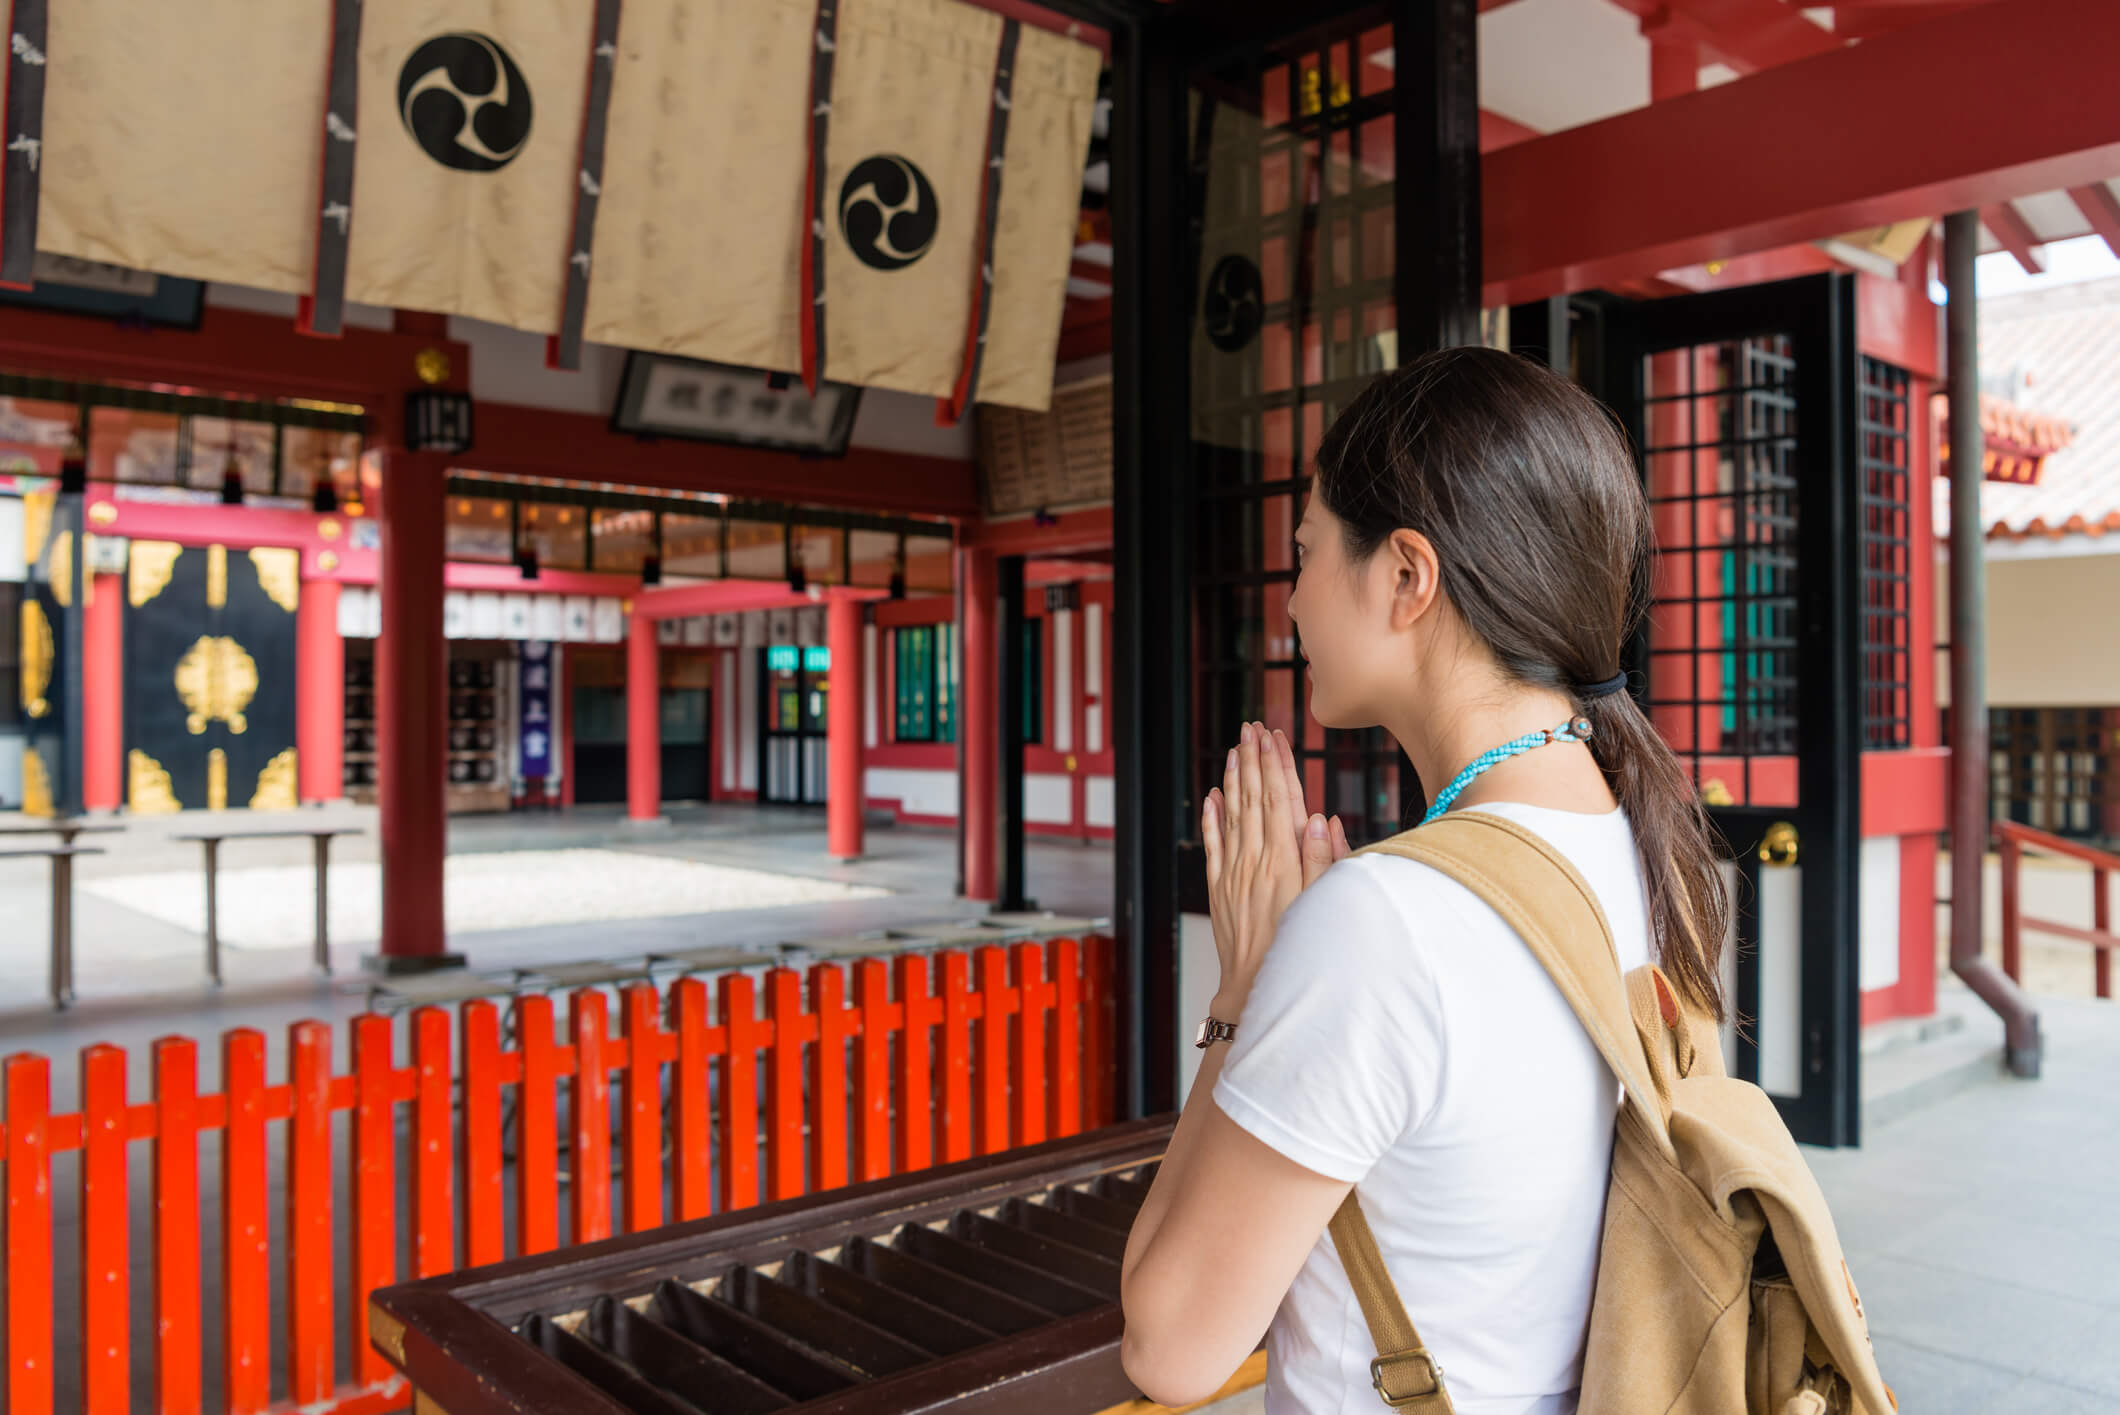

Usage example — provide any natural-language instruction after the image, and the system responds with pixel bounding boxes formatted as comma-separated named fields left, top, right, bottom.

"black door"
left=758, top=645, right=827, bottom=806
left=124, top=541, right=300, bottom=813
left=1592, top=273, right=1865, bottom=1148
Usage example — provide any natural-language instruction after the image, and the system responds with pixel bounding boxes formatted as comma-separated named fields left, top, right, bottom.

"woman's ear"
left=1385, top=528, right=1442, bottom=630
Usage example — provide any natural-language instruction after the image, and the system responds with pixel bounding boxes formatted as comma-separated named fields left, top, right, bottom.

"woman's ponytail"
left=1578, top=686, right=1729, bottom=1022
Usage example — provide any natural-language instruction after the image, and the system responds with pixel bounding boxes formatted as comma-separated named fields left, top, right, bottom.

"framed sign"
left=611, top=354, right=863, bottom=457
left=976, top=375, right=1113, bottom=517
left=0, top=255, right=205, bottom=328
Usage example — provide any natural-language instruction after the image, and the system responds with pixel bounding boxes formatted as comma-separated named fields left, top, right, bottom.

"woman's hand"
left=1201, top=724, right=1349, bottom=1013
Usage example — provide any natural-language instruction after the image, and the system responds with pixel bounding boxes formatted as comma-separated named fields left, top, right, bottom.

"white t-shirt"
left=1212, top=803, right=1654, bottom=1415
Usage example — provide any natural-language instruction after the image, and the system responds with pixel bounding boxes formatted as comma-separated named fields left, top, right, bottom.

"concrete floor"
left=0, top=809, right=2113, bottom=1412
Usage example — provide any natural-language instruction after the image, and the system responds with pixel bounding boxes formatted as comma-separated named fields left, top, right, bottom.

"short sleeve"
left=1211, top=856, right=1448, bottom=1184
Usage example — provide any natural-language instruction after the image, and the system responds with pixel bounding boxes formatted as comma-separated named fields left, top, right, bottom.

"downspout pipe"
left=1944, top=209, right=2042, bottom=1078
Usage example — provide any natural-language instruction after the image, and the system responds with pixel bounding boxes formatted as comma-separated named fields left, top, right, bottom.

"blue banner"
left=519, top=640, right=553, bottom=779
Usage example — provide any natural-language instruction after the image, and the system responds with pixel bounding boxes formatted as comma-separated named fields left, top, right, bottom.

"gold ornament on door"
left=174, top=635, right=259, bottom=735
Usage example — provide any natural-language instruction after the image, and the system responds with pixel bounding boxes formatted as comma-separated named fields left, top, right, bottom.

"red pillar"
left=372, top=449, right=458, bottom=971
left=827, top=592, right=865, bottom=859
left=81, top=572, right=123, bottom=812
left=296, top=578, right=344, bottom=804
left=627, top=608, right=663, bottom=822
left=960, top=547, right=998, bottom=901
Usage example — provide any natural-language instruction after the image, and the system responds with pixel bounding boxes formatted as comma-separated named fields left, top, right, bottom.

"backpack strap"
left=1356, top=811, right=1675, bottom=1153
left=1325, top=811, right=1676, bottom=1409
left=1329, top=1193, right=1456, bottom=1411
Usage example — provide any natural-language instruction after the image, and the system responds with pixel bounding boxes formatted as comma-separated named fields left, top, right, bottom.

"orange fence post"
left=2095, top=866, right=2112, bottom=1000
left=571, top=989, right=615, bottom=1245
left=516, top=994, right=561, bottom=1255
left=287, top=1021, right=335, bottom=1408
left=671, top=978, right=715, bottom=1222
left=809, top=963, right=854, bottom=1193
left=853, top=958, right=894, bottom=1183
left=413, top=1007, right=456, bottom=1277
left=896, top=954, right=937, bottom=1174
left=1999, top=835, right=2022, bottom=983
left=1012, top=941, right=1051, bottom=1149
left=152, top=1036, right=203, bottom=1415
left=975, top=945, right=1015, bottom=1155
left=4, top=1053, right=53, bottom=1415
left=939, top=951, right=974, bottom=1163
left=459, top=999, right=506, bottom=1268
left=221, top=1029, right=270, bottom=1415
left=350, top=1013, right=397, bottom=1389
left=621, top=984, right=666, bottom=1234
left=1049, top=937, right=1083, bottom=1138
left=720, top=973, right=763, bottom=1212
left=766, top=968, right=812, bottom=1201
left=79, top=1045, right=129, bottom=1415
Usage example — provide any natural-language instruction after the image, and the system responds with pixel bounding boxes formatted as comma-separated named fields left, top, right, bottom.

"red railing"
left=1995, top=821, right=2116, bottom=999
left=0, top=935, right=1117, bottom=1415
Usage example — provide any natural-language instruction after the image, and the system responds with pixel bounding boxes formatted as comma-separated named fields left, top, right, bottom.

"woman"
left=1118, top=347, right=1729, bottom=1414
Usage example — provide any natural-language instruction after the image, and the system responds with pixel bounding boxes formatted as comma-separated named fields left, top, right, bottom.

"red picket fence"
left=0, top=935, right=1117, bottom=1415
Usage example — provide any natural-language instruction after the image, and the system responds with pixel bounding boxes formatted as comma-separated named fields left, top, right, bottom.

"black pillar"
left=997, top=554, right=1031, bottom=913
left=1508, top=297, right=1571, bottom=372
left=1395, top=0, right=1482, bottom=354
left=1109, top=9, right=1188, bottom=1121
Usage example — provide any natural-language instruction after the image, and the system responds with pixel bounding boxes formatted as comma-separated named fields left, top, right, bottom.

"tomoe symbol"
left=398, top=33, right=534, bottom=172
left=1202, top=254, right=1264, bottom=353
left=838, top=156, right=940, bottom=271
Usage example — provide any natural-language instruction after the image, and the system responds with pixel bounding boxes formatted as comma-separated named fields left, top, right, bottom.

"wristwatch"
left=1194, top=1016, right=1237, bottom=1049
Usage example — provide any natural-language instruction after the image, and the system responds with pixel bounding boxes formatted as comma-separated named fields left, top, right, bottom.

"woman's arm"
left=1119, top=726, right=1351, bottom=1408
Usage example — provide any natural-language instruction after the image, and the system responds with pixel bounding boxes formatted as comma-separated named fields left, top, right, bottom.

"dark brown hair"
left=1314, top=345, right=1728, bottom=1020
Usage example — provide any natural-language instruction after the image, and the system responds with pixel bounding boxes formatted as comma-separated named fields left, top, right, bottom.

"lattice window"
left=1858, top=357, right=1914, bottom=750
left=1642, top=337, right=1801, bottom=803
left=1989, top=707, right=2117, bottom=839
left=1187, top=19, right=1410, bottom=841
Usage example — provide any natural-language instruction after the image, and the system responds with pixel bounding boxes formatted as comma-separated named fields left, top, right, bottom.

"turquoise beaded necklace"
left=1419, top=716, right=1594, bottom=826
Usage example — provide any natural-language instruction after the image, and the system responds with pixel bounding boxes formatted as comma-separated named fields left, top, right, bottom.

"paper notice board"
left=976, top=376, right=1113, bottom=517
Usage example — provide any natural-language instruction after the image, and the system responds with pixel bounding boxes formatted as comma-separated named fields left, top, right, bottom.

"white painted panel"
left=337, top=585, right=373, bottom=639
left=0, top=733, right=23, bottom=807
left=452, top=313, right=630, bottom=416
left=1859, top=835, right=1903, bottom=993
left=848, top=386, right=977, bottom=460
left=1085, top=603, right=1104, bottom=753
left=738, top=644, right=758, bottom=790
left=531, top=595, right=566, bottom=642
left=501, top=593, right=533, bottom=639
left=741, top=610, right=765, bottom=647
left=863, top=623, right=879, bottom=749
left=713, top=613, right=740, bottom=646
left=0, top=497, right=23, bottom=581
left=593, top=598, right=626, bottom=643
left=720, top=649, right=739, bottom=792
left=1025, top=772, right=1073, bottom=825
left=1757, top=863, right=1804, bottom=1099
left=1479, top=0, right=1647, bottom=134
left=1086, top=776, right=1115, bottom=829
left=864, top=766, right=958, bottom=817
left=1052, top=610, right=1074, bottom=753
left=800, top=606, right=826, bottom=646
left=442, top=592, right=470, bottom=639
left=768, top=609, right=794, bottom=644
left=657, top=617, right=683, bottom=645
left=1177, top=912, right=1220, bottom=1098
left=469, top=592, right=503, bottom=639
left=682, top=616, right=710, bottom=647
left=364, top=587, right=383, bottom=638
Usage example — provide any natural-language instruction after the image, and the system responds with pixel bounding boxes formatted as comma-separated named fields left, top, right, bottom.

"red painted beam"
left=632, top=579, right=884, bottom=622
left=0, top=303, right=465, bottom=406
left=1983, top=202, right=2046, bottom=274
left=468, top=402, right=977, bottom=519
left=959, top=503, right=1113, bottom=557
left=1483, top=0, right=2120, bottom=304
left=2067, top=183, right=2120, bottom=259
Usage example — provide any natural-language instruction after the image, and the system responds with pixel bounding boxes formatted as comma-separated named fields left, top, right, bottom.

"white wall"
left=1941, top=548, right=2120, bottom=706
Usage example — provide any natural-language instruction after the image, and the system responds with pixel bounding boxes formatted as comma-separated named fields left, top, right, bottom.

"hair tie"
left=1578, top=670, right=1630, bottom=700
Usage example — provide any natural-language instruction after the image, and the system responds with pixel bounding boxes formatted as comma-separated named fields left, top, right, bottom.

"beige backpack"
left=1329, top=812, right=1896, bottom=1415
